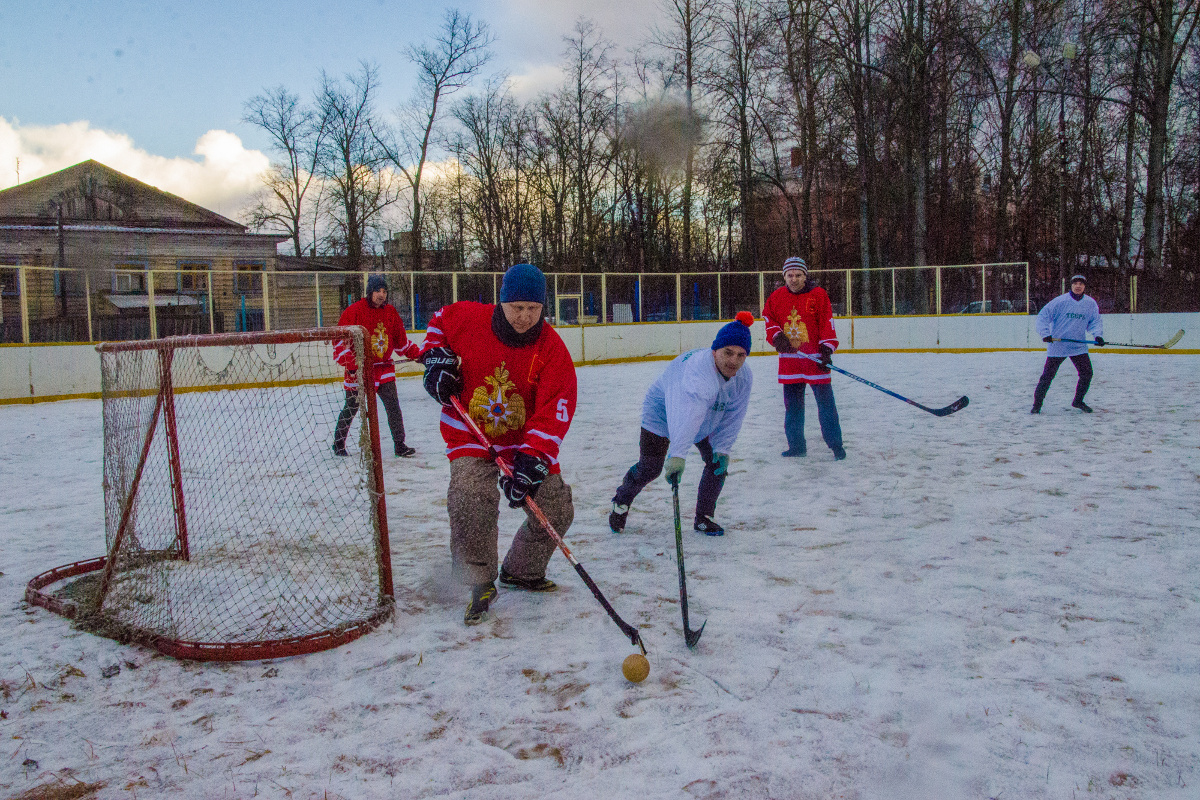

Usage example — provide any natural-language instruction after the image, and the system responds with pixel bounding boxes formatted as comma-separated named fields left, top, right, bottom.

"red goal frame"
left=25, top=327, right=395, bottom=661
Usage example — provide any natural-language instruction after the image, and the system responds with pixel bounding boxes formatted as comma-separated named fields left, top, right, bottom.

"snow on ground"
left=1, top=352, right=1198, bottom=799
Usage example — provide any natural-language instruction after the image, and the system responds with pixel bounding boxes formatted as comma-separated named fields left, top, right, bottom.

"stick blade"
left=930, top=395, right=970, bottom=416
left=685, top=619, right=706, bottom=649
left=1163, top=329, right=1185, bottom=348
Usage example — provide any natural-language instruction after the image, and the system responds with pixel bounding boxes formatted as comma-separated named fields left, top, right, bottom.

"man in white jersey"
left=609, top=314, right=755, bottom=537
left=1032, top=274, right=1104, bottom=414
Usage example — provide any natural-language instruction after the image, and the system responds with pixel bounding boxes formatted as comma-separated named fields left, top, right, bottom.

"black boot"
left=609, top=501, right=629, bottom=533
left=499, top=566, right=557, bottom=592
left=1072, top=399, right=1093, bottom=413
left=464, top=582, right=496, bottom=626
left=394, top=444, right=416, bottom=457
left=694, top=514, right=725, bottom=536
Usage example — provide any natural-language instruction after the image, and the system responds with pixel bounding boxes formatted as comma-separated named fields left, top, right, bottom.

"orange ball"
left=622, top=653, right=650, bottom=683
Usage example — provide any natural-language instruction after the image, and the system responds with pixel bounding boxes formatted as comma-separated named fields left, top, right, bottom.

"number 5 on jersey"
left=556, top=398, right=570, bottom=422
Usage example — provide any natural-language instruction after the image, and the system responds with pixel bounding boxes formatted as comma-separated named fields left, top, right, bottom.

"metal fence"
left=0, top=262, right=1032, bottom=344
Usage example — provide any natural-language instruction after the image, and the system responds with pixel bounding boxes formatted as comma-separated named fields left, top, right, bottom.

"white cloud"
left=507, top=64, right=566, bottom=102
left=0, top=117, right=269, bottom=218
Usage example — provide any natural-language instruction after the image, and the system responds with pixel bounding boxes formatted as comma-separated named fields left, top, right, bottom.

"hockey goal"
left=26, top=327, right=395, bottom=661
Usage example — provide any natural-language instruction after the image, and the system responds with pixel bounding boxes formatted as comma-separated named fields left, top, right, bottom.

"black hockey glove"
left=817, top=344, right=834, bottom=372
left=1042, top=335, right=1054, bottom=343
left=773, top=334, right=797, bottom=354
left=499, top=452, right=550, bottom=508
left=422, top=346, right=462, bottom=405
left=1094, top=336, right=1106, bottom=347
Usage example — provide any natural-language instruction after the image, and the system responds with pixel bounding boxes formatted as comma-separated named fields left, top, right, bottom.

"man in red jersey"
left=420, top=263, right=578, bottom=626
left=761, top=256, right=845, bottom=460
left=332, top=274, right=423, bottom=458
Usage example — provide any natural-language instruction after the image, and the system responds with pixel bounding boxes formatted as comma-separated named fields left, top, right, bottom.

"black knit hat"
left=366, top=274, right=388, bottom=295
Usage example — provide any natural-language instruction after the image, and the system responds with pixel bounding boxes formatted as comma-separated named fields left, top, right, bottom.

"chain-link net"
left=35, top=327, right=394, bottom=660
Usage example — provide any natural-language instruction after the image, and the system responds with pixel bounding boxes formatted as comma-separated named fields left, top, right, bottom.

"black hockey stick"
left=672, top=479, right=706, bottom=648
left=798, top=353, right=969, bottom=417
left=1050, top=329, right=1184, bottom=349
left=449, top=397, right=647, bottom=655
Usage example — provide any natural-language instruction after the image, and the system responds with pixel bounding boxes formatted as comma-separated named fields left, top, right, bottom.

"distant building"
left=0, top=160, right=285, bottom=341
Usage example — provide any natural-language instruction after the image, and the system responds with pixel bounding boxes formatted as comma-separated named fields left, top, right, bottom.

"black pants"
left=612, top=428, right=726, bottom=518
left=1033, top=354, right=1093, bottom=407
left=333, top=381, right=406, bottom=453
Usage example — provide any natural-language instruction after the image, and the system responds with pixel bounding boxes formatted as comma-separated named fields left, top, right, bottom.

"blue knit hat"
left=366, top=274, right=388, bottom=295
left=711, top=314, right=753, bottom=353
left=499, top=263, right=547, bottom=305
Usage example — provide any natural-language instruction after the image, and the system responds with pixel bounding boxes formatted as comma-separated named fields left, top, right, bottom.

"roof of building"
left=0, top=160, right=247, bottom=231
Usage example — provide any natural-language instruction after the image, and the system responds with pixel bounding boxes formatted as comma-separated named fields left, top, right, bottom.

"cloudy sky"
left=0, top=0, right=664, bottom=217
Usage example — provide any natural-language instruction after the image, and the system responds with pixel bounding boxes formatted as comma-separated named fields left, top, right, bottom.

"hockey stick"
left=671, top=479, right=706, bottom=648
left=1050, top=329, right=1184, bottom=349
left=448, top=396, right=647, bottom=655
left=797, top=353, right=969, bottom=417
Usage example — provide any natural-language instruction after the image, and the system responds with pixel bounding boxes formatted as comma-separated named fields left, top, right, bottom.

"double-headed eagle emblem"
left=469, top=363, right=527, bottom=438
left=783, top=307, right=809, bottom=346
left=371, top=322, right=390, bottom=358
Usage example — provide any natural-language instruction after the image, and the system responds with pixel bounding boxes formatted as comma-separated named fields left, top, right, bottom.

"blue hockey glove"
left=712, top=452, right=729, bottom=477
left=499, top=451, right=550, bottom=508
left=817, top=344, right=833, bottom=372
left=422, top=346, right=462, bottom=405
left=664, top=456, right=685, bottom=486
left=1094, top=337, right=1106, bottom=347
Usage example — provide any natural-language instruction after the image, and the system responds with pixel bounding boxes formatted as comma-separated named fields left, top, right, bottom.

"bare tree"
left=562, top=18, right=617, bottom=271
left=1137, top=0, right=1200, bottom=275
left=242, top=86, right=328, bottom=256
left=389, top=9, right=493, bottom=270
left=316, top=63, right=396, bottom=271
left=704, top=0, right=771, bottom=270
left=653, top=0, right=718, bottom=270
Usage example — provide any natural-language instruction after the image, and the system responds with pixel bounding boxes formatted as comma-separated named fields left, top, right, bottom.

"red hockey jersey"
left=762, top=284, right=839, bottom=384
left=421, top=302, right=577, bottom=473
left=333, top=299, right=422, bottom=390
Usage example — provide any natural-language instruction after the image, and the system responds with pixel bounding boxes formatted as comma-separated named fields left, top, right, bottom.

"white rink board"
left=1, top=313, right=1196, bottom=402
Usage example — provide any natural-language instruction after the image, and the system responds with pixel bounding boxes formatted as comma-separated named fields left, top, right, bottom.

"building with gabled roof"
left=0, top=160, right=285, bottom=342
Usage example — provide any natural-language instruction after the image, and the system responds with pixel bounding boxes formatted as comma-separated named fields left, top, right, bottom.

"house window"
left=234, top=261, right=263, bottom=294
left=177, top=261, right=210, bottom=292
left=1, top=262, right=20, bottom=297
left=112, top=262, right=147, bottom=294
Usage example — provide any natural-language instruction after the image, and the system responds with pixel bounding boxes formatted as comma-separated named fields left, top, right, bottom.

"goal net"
left=26, top=327, right=394, bottom=660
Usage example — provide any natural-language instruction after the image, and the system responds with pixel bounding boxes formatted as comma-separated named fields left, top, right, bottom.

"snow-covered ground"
left=2, top=352, right=1198, bottom=799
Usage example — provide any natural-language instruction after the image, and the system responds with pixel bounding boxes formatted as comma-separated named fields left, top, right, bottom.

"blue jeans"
left=783, top=382, right=843, bottom=453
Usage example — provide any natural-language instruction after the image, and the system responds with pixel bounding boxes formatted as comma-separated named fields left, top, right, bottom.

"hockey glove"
left=1042, top=335, right=1054, bottom=343
left=422, top=346, right=462, bottom=405
left=817, top=344, right=834, bottom=372
left=711, top=452, right=729, bottom=477
left=664, top=456, right=685, bottom=486
left=772, top=334, right=797, bottom=354
left=1094, top=336, right=1106, bottom=347
left=499, top=451, right=550, bottom=508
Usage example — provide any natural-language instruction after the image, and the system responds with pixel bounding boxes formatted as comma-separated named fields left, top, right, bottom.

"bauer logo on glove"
left=422, top=346, right=463, bottom=405
left=499, top=451, right=550, bottom=507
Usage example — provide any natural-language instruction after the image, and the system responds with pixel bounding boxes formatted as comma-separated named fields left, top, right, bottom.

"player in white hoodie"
left=609, top=314, right=755, bottom=536
left=1032, top=274, right=1104, bottom=413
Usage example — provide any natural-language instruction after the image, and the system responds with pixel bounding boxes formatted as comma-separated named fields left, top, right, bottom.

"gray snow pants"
left=447, top=456, right=574, bottom=587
